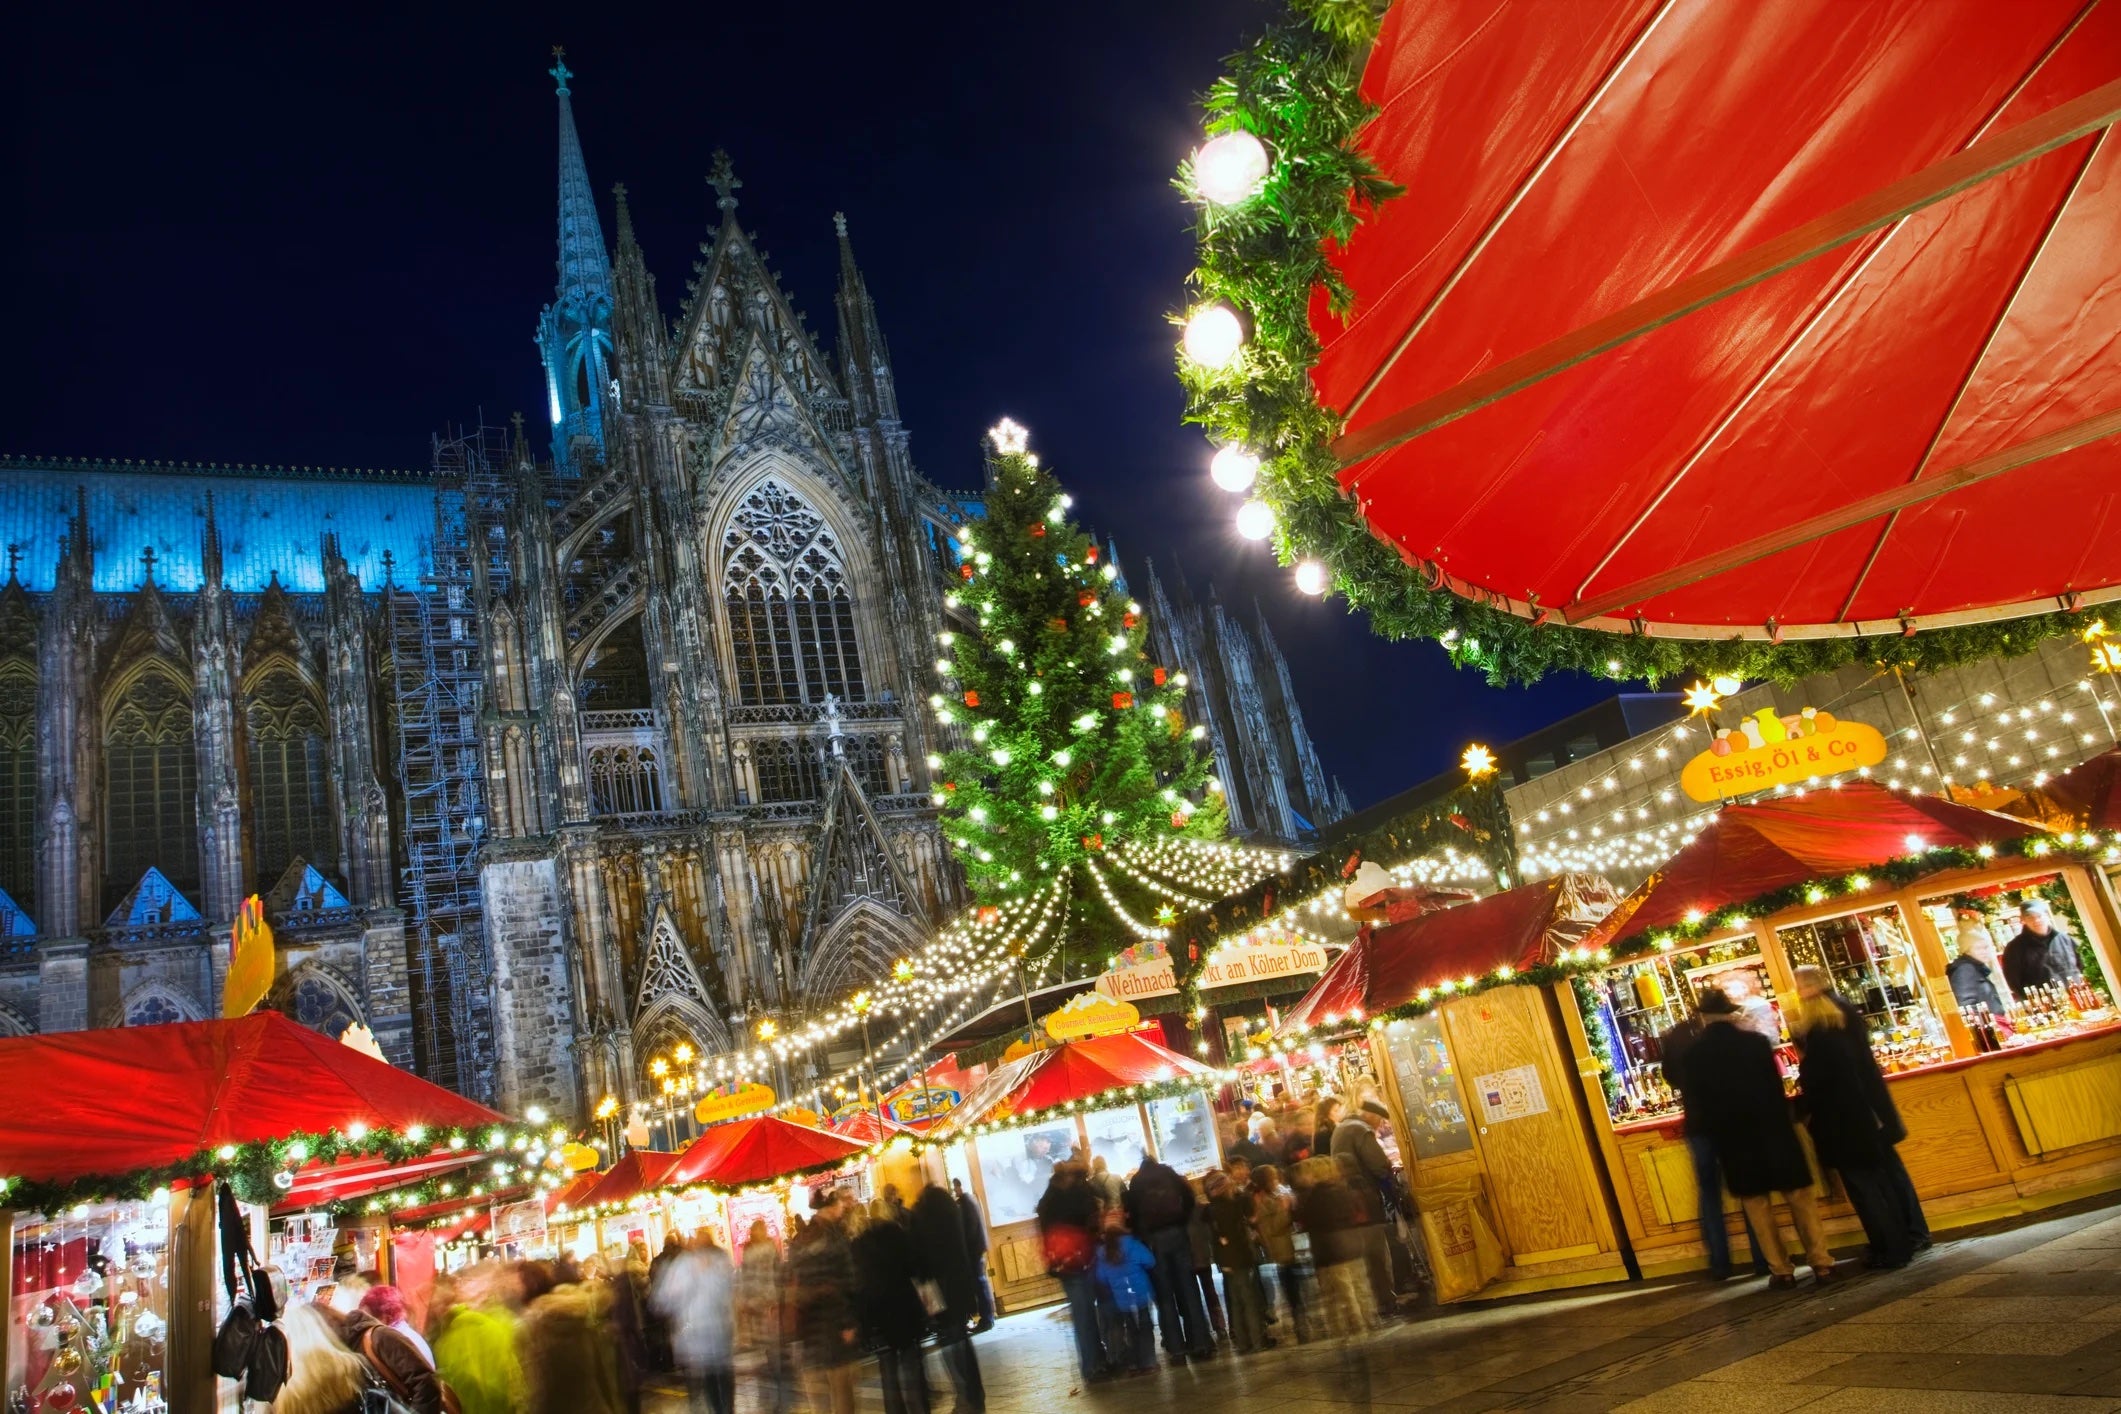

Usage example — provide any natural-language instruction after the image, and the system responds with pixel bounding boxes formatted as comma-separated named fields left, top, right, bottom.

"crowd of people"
left=256, top=1156, right=993, bottom=1414
left=1666, top=969, right=1932, bottom=1288
left=1030, top=1091, right=1425, bottom=1384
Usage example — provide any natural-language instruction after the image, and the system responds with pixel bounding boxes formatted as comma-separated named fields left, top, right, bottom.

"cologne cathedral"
left=0, top=61, right=1341, bottom=1116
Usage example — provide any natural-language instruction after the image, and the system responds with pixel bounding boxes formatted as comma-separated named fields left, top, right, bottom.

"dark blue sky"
left=7, top=0, right=1616, bottom=806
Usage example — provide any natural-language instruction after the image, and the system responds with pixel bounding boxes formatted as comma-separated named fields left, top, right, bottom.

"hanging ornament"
left=963, top=691, right=980, bottom=707
left=1030, top=523, right=1046, bottom=537
left=1151, top=667, right=1167, bottom=686
left=1086, top=546, right=1099, bottom=562
left=1112, top=692, right=1134, bottom=709
left=1171, top=812, right=1189, bottom=828
left=1122, top=612, right=1138, bottom=628
left=1048, top=617, right=1068, bottom=632
left=959, top=564, right=974, bottom=579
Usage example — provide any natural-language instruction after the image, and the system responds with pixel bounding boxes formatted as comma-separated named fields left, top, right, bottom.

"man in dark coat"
left=853, top=1199, right=931, bottom=1414
left=951, top=1178, right=996, bottom=1331
left=1792, top=967, right=1929, bottom=1268
left=1036, top=1161, right=1107, bottom=1384
left=1683, top=988, right=1838, bottom=1287
left=1662, top=1013, right=1770, bottom=1281
left=2002, top=898, right=2085, bottom=995
left=1122, top=1154, right=1213, bottom=1360
left=911, top=1161, right=985, bottom=1414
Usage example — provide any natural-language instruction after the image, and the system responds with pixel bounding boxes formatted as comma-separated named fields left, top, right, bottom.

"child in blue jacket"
left=1094, top=1216, right=1158, bottom=1373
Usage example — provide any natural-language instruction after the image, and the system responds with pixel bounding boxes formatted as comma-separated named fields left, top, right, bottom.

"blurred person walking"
left=912, top=1159, right=988, bottom=1414
left=1123, top=1151, right=1213, bottom=1361
left=789, top=1189, right=862, bottom=1414
left=1250, top=1163, right=1306, bottom=1340
left=653, top=1228, right=738, bottom=1414
left=275, top=1302, right=370, bottom=1414
left=737, top=1220, right=792, bottom=1414
left=853, top=1198, right=932, bottom=1414
left=1333, top=1099, right=1411, bottom=1314
left=1791, top=965, right=1927, bottom=1269
left=1036, top=1159, right=1107, bottom=1385
left=1662, top=1008, right=1772, bottom=1281
left=1291, top=1157, right=1374, bottom=1339
left=432, top=1264, right=527, bottom=1414
left=1204, top=1169, right=1266, bottom=1353
left=339, top=1285, right=447, bottom=1414
left=951, top=1178, right=997, bottom=1333
left=1686, top=987, right=1838, bottom=1287
left=518, top=1262, right=625, bottom=1414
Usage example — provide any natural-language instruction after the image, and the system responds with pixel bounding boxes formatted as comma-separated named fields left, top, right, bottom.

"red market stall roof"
left=546, top=1170, right=604, bottom=1215
left=1316, top=0, right=2121, bottom=640
left=578, top=1149, right=683, bottom=1211
left=663, top=1115, right=868, bottom=1192
left=2005, top=747, right=2121, bottom=832
left=1278, top=874, right=1622, bottom=1036
left=1584, top=782, right=2040, bottom=949
left=0, top=1011, right=508, bottom=1210
left=829, top=1110, right=915, bottom=1145
left=930, top=1031, right=1220, bottom=1138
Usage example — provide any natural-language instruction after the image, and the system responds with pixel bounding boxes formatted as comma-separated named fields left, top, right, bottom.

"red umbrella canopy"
left=1279, top=874, right=1620, bottom=1034
left=0, top=1011, right=507, bottom=1198
left=1585, top=782, right=2039, bottom=949
left=662, top=1115, right=867, bottom=1192
left=829, top=1110, right=914, bottom=1145
left=1315, top=0, right=2121, bottom=640
left=935, top=1031, right=1220, bottom=1135
left=579, top=1149, right=683, bottom=1210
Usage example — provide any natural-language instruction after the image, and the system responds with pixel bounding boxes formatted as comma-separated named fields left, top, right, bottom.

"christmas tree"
left=931, top=421, right=1246, bottom=969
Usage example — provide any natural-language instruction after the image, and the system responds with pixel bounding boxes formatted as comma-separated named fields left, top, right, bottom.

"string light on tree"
left=1181, top=304, right=1246, bottom=370
left=1235, top=499, right=1275, bottom=540
left=1293, top=560, right=1328, bottom=596
left=1190, top=130, right=1271, bottom=206
left=1210, top=444, right=1260, bottom=493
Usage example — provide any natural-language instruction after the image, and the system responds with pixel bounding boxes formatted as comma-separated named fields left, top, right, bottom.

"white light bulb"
left=1235, top=499, right=1275, bottom=540
left=1210, top=445, right=1259, bottom=493
left=1293, top=560, right=1328, bottom=595
left=1182, top=305, right=1245, bottom=369
left=1192, top=130, right=1271, bottom=206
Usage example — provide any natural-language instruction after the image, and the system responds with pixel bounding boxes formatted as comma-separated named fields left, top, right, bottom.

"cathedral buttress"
left=321, top=534, right=392, bottom=909
left=34, top=490, right=98, bottom=938
left=192, top=496, right=245, bottom=927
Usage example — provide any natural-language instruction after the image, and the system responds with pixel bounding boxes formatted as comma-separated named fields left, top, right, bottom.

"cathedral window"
left=586, top=744, right=664, bottom=816
left=103, top=666, right=198, bottom=913
left=722, top=481, right=866, bottom=706
left=752, top=737, right=822, bottom=803
left=0, top=664, right=35, bottom=912
left=845, top=734, right=892, bottom=797
left=580, top=616, right=653, bottom=709
left=245, top=669, right=335, bottom=891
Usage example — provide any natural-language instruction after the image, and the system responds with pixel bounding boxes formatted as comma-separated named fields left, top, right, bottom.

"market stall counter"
left=1569, top=785, right=2121, bottom=1276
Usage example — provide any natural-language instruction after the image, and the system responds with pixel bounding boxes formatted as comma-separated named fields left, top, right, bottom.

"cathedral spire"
left=833, top=212, right=898, bottom=423
left=537, top=47, right=616, bottom=470
left=200, top=491, right=223, bottom=586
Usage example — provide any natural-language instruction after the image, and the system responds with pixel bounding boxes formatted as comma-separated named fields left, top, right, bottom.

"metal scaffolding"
left=388, top=425, right=510, bottom=1101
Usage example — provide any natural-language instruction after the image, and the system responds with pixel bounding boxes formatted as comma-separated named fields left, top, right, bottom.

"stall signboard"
left=1096, top=938, right=1329, bottom=1003
left=884, top=1083, right=962, bottom=1125
left=1681, top=709, right=1888, bottom=801
left=1044, top=991, right=1141, bottom=1040
left=696, top=1081, right=776, bottom=1125
left=1472, top=1064, right=1548, bottom=1125
left=494, top=1198, right=549, bottom=1254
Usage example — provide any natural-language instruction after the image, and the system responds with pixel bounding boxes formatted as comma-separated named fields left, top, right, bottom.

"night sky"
left=9, top=1, right=1617, bottom=808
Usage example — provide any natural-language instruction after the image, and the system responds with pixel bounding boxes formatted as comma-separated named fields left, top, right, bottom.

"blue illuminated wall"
left=0, top=457, right=437, bottom=592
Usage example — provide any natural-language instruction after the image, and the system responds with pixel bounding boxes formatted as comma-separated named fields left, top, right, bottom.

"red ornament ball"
left=1112, top=691, right=1134, bottom=709
left=1151, top=666, right=1167, bottom=686
left=963, top=690, right=980, bottom=707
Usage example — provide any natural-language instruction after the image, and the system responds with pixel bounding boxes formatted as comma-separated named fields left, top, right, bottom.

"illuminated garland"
left=0, top=1121, right=551, bottom=1217
left=1177, top=0, right=2091, bottom=686
left=941, top=1073, right=1235, bottom=1142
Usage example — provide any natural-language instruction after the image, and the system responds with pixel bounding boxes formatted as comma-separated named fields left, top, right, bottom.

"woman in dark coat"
left=1682, top=988, right=1838, bottom=1286
left=1791, top=966, right=1925, bottom=1269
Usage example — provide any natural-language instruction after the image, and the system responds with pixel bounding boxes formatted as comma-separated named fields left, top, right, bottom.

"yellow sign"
left=224, top=894, right=275, bottom=1019
left=695, top=1081, right=776, bottom=1125
left=1043, top=991, right=1141, bottom=1041
left=1681, top=709, right=1889, bottom=802
left=560, top=1142, right=601, bottom=1172
left=884, top=1084, right=961, bottom=1125
left=782, top=1107, right=826, bottom=1129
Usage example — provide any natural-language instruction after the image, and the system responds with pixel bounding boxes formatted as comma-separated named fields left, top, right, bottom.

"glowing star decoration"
left=1182, top=304, right=1245, bottom=370
left=1293, top=560, right=1328, bottom=596
left=1461, top=743, right=1497, bottom=779
left=2089, top=622, right=2121, bottom=674
left=1235, top=499, right=1275, bottom=540
left=1191, top=130, right=1271, bottom=205
left=1682, top=680, right=1723, bottom=717
left=988, top=418, right=1030, bottom=455
left=1209, top=445, right=1260, bottom=493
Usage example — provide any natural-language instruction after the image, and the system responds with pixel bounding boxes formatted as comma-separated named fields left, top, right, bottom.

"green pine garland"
left=1, top=1121, right=549, bottom=1218
left=935, top=447, right=1223, bottom=960
left=1178, top=0, right=2090, bottom=687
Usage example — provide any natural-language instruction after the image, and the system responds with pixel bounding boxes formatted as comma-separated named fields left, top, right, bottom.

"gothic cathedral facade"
left=0, top=62, right=1341, bottom=1118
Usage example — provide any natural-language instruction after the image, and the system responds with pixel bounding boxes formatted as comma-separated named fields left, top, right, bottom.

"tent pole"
left=0, top=1208, right=13, bottom=1404
left=167, top=1186, right=218, bottom=1414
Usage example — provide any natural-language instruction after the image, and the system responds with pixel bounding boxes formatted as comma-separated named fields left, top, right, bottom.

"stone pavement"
left=648, top=1197, right=2121, bottom=1413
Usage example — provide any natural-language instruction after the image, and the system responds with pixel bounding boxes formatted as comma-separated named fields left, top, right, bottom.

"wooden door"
left=1441, top=987, right=1611, bottom=1265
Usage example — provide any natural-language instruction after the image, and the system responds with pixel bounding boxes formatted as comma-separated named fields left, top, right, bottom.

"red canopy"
left=829, top=1110, right=914, bottom=1145
left=578, top=1149, right=683, bottom=1210
left=2006, top=746, right=2121, bottom=831
left=1278, top=874, right=1621, bottom=1036
left=932, top=1031, right=1219, bottom=1136
left=546, top=1170, right=605, bottom=1215
left=662, top=1115, right=867, bottom=1192
left=1319, top=0, right=2121, bottom=639
left=0, top=1011, right=507, bottom=1200
left=1585, top=782, right=2039, bottom=948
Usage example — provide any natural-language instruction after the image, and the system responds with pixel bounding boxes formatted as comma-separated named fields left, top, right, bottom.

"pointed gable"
left=672, top=201, right=841, bottom=406
left=634, top=905, right=714, bottom=1015
left=105, top=575, right=187, bottom=677
left=0, top=883, right=34, bottom=938
left=0, top=577, right=36, bottom=661
left=243, top=574, right=308, bottom=672
left=105, top=868, right=202, bottom=929
left=800, top=755, right=926, bottom=942
left=263, top=858, right=352, bottom=917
